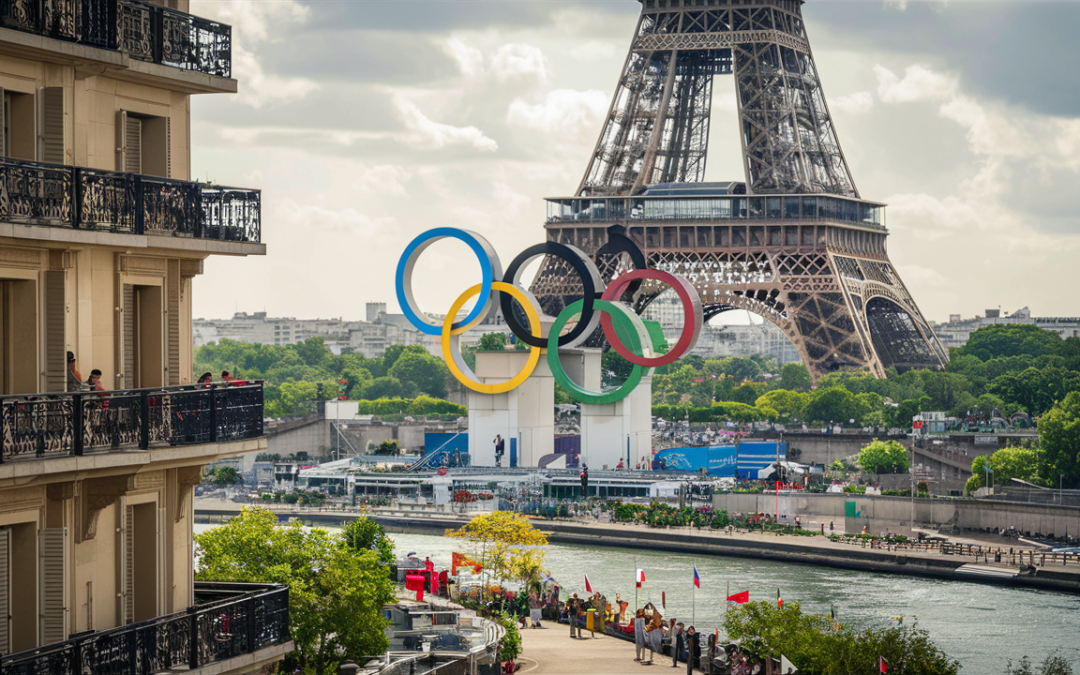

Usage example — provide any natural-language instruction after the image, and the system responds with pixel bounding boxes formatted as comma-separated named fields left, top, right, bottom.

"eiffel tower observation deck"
left=531, top=0, right=948, bottom=381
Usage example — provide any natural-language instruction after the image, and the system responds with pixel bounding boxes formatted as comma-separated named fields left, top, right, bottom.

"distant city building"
left=194, top=302, right=440, bottom=357
left=931, top=307, right=1080, bottom=350
left=642, top=296, right=802, bottom=363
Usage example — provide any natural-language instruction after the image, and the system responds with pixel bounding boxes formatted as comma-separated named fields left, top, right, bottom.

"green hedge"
left=355, top=396, right=466, bottom=416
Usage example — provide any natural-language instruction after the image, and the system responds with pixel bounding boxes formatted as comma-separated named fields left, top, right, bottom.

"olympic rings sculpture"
left=395, top=228, right=703, bottom=405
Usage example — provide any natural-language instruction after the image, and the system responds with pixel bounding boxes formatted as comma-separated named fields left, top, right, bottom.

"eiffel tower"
left=531, top=0, right=947, bottom=381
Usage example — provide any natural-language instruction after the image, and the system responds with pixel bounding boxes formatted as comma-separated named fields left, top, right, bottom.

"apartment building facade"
left=0, top=1, right=290, bottom=672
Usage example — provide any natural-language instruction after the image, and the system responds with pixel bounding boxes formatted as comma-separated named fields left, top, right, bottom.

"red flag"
left=726, top=590, right=750, bottom=604
left=585, top=573, right=592, bottom=594
left=777, top=588, right=783, bottom=609
left=636, top=569, right=645, bottom=589
left=880, top=657, right=888, bottom=674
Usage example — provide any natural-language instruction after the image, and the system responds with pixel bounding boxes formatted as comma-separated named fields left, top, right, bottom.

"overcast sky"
left=189, top=0, right=1080, bottom=326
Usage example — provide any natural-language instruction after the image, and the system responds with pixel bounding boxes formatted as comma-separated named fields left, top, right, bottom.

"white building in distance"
left=931, top=307, right=1080, bottom=351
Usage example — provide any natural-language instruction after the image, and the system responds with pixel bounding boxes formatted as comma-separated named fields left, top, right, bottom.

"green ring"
left=547, top=299, right=650, bottom=404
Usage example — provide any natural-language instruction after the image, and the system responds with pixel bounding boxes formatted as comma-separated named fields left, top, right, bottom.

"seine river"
left=386, top=532, right=1080, bottom=674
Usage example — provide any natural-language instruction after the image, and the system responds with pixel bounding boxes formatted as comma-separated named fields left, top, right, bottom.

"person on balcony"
left=67, top=352, right=85, bottom=392
left=221, top=370, right=233, bottom=382
left=87, top=369, right=104, bottom=392
left=197, top=372, right=213, bottom=385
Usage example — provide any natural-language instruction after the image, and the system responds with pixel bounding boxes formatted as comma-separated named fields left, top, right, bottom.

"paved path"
left=518, top=621, right=684, bottom=675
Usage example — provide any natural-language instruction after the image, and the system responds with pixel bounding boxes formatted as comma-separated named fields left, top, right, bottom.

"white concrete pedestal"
left=468, top=351, right=554, bottom=468
left=580, top=375, right=653, bottom=471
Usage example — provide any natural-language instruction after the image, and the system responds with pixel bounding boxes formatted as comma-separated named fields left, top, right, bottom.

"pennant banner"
left=727, top=590, right=750, bottom=604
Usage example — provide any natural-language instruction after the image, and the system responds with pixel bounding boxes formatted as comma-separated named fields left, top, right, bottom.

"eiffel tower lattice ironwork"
left=530, top=0, right=947, bottom=381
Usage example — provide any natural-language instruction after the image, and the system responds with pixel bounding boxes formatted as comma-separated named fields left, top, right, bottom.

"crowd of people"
left=558, top=593, right=746, bottom=674
left=66, top=349, right=242, bottom=393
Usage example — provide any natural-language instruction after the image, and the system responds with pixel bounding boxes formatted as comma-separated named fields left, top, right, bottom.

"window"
left=118, top=111, right=170, bottom=177
left=1, top=89, right=36, bottom=160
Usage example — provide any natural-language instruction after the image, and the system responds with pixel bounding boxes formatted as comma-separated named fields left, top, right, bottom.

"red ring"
left=600, top=269, right=702, bottom=367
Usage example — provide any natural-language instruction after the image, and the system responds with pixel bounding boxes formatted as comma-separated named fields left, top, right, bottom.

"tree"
left=1037, top=391, right=1080, bottom=489
left=477, top=332, right=508, bottom=351
left=194, top=508, right=394, bottom=674
left=723, top=601, right=959, bottom=675
left=360, top=376, right=405, bottom=400
left=445, top=511, right=548, bottom=588
left=779, top=362, right=812, bottom=391
left=857, top=439, right=909, bottom=474
left=204, top=465, right=241, bottom=486
left=373, top=439, right=399, bottom=456
left=341, top=518, right=395, bottom=565
left=958, top=324, right=1064, bottom=361
left=1006, top=652, right=1075, bottom=675
left=803, top=387, right=859, bottom=426
left=388, top=350, right=450, bottom=399
left=755, top=389, right=807, bottom=421
left=722, top=357, right=762, bottom=383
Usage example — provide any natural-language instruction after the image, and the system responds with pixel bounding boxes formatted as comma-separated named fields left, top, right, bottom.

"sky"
left=188, top=0, right=1080, bottom=326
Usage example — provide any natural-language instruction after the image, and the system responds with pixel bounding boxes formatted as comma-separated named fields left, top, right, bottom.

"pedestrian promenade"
left=518, top=621, right=673, bottom=675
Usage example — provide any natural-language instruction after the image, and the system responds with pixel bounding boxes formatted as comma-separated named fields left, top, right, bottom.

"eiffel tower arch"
left=530, top=0, right=947, bottom=381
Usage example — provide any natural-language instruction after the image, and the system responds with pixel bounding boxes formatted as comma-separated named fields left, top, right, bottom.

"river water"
left=386, top=532, right=1080, bottom=674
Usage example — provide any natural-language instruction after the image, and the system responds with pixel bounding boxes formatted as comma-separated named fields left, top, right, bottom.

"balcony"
left=0, top=157, right=261, bottom=247
left=0, top=582, right=291, bottom=675
left=0, top=0, right=231, bottom=79
left=0, top=381, right=264, bottom=464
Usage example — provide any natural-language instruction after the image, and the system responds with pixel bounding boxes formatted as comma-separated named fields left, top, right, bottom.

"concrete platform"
left=518, top=621, right=686, bottom=675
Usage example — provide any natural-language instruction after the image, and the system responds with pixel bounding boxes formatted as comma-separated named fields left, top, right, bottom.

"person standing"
left=633, top=609, right=646, bottom=661
left=66, top=352, right=83, bottom=392
left=580, top=464, right=589, bottom=499
left=567, top=593, right=580, bottom=638
left=494, top=435, right=505, bottom=468
left=671, top=621, right=684, bottom=667
left=613, top=593, right=622, bottom=625
left=685, top=626, right=700, bottom=674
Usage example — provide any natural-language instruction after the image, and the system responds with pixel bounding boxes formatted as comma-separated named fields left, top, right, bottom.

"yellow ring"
left=442, top=282, right=543, bottom=394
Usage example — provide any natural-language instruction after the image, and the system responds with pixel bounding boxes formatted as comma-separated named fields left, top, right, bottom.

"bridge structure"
left=530, top=0, right=947, bottom=381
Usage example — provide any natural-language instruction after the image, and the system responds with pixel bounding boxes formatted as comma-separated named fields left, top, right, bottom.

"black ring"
left=501, top=242, right=598, bottom=349
left=595, top=227, right=648, bottom=300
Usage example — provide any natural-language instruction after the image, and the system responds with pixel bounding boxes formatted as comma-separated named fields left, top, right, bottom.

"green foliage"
left=194, top=508, right=394, bottom=674
left=1037, top=391, right=1080, bottom=489
left=1006, top=652, right=1075, bottom=675
left=204, top=465, right=241, bottom=486
left=341, top=518, right=395, bottom=564
left=374, top=440, right=399, bottom=456
left=857, top=439, right=910, bottom=474
left=723, top=601, right=959, bottom=675
left=477, top=332, right=508, bottom=351
left=388, top=349, right=450, bottom=399
left=966, top=444, right=1044, bottom=492
left=497, top=614, right=523, bottom=663
left=803, top=387, right=860, bottom=426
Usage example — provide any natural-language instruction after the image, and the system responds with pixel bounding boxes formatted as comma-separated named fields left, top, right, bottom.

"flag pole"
left=634, top=554, right=638, bottom=611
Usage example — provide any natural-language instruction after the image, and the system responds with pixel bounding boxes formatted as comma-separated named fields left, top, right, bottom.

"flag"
left=726, top=590, right=749, bottom=604
left=777, top=588, right=783, bottom=609
left=780, top=655, right=797, bottom=675
left=693, top=566, right=700, bottom=588
left=585, top=573, right=592, bottom=594
left=662, top=591, right=666, bottom=609
left=636, top=569, right=645, bottom=588
left=880, top=657, right=888, bottom=673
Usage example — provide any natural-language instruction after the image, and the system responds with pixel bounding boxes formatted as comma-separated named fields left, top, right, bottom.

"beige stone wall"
left=0, top=241, right=204, bottom=392
left=0, top=53, right=191, bottom=178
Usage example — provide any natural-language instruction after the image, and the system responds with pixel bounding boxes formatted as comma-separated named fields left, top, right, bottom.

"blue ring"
left=396, top=228, right=498, bottom=336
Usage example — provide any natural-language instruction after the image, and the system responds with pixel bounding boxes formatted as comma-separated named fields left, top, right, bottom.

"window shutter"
left=39, top=527, right=67, bottom=644
left=121, top=502, right=134, bottom=624
left=0, top=87, right=6, bottom=157
left=122, top=284, right=134, bottom=389
left=157, top=506, right=167, bottom=614
left=165, top=116, right=171, bottom=178
left=167, top=262, right=180, bottom=386
left=125, top=116, right=142, bottom=174
left=0, top=528, right=10, bottom=655
left=39, top=87, right=64, bottom=164
left=44, top=270, right=66, bottom=393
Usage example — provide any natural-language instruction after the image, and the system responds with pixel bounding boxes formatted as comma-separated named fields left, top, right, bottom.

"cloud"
left=194, top=0, right=319, bottom=108
left=491, top=44, right=550, bottom=84
left=832, top=92, right=875, bottom=115
left=875, top=64, right=957, bottom=104
left=506, top=89, right=609, bottom=134
left=394, top=97, right=499, bottom=152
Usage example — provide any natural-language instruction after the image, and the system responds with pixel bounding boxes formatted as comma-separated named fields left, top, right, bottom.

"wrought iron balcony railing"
left=0, top=157, right=260, bottom=243
left=0, top=380, right=264, bottom=463
left=0, top=582, right=290, bottom=675
left=0, top=0, right=231, bottom=78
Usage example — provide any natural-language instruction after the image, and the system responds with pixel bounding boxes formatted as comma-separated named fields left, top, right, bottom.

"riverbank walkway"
left=517, top=621, right=659, bottom=675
